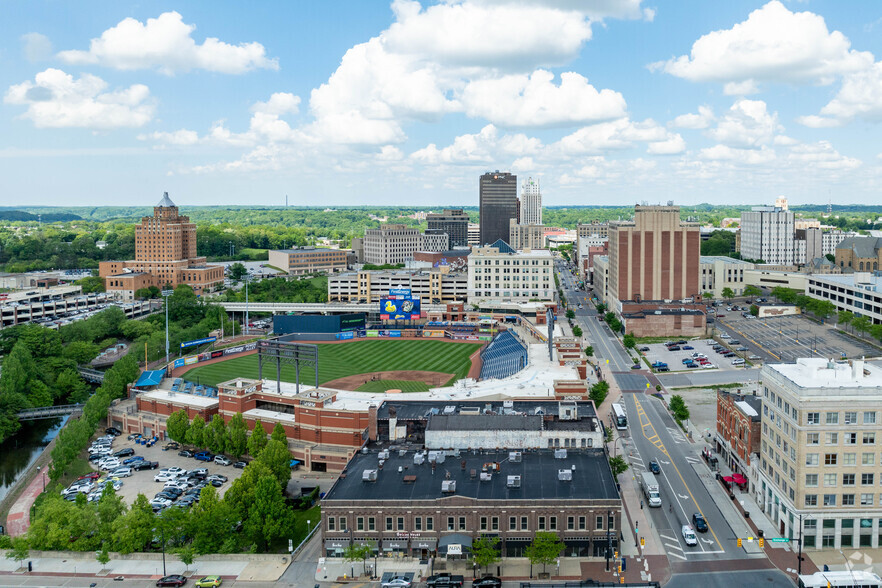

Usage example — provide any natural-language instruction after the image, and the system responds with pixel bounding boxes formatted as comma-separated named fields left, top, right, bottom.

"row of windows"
left=805, top=452, right=882, bottom=466
left=328, top=514, right=614, bottom=533
left=805, top=472, right=878, bottom=486
left=473, top=259, right=550, bottom=266
left=804, top=493, right=880, bottom=507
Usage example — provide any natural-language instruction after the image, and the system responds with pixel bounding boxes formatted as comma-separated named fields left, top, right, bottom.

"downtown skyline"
left=3, top=1, right=882, bottom=207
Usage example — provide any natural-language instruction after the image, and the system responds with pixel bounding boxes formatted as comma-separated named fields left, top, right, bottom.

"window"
left=369, top=517, right=375, bottom=531
left=387, top=517, right=394, bottom=531
left=550, top=516, right=557, bottom=530
left=826, top=432, right=839, bottom=445
left=863, top=453, right=875, bottom=466
left=596, top=516, right=604, bottom=530
left=843, top=494, right=856, bottom=506
left=357, top=517, right=364, bottom=531
left=843, top=474, right=856, bottom=486
left=521, top=516, right=528, bottom=530
left=426, top=517, right=433, bottom=531
left=339, top=517, right=347, bottom=531
left=865, top=412, right=877, bottom=425
left=825, top=473, right=839, bottom=487
left=805, top=453, right=819, bottom=466
left=415, top=518, right=422, bottom=531
left=539, top=516, right=546, bottom=530
left=480, top=517, right=488, bottom=531
left=491, top=517, right=499, bottom=531
left=510, top=517, right=517, bottom=531
left=806, top=474, right=819, bottom=487
left=807, top=412, right=820, bottom=425
left=845, top=411, right=858, bottom=425
left=579, top=516, right=586, bottom=530
left=825, top=454, right=838, bottom=466
left=846, top=432, right=858, bottom=445
left=805, top=494, right=818, bottom=507
left=806, top=433, right=820, bottom=445
left=863, top=473, right=876, bottom=486
left=567, top=516, right=575, bottom=530
left=328, top=517, right=335, bottom=531
left=447, top=517, right=454, bottom=531
left=826, top=412, right=839, bottom=425
left=865, top=433, right=876, bottom=445
left=823, top=494, right=837, bottom=506
left=862, top=494, right=874, bottom=506
left=458, top=517, right=466, bottom=531
left=844, top=453, right=857, bottom=466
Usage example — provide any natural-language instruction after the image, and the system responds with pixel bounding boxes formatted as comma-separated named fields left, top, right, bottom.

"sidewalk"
left=5, top=467, right=46, bottom=537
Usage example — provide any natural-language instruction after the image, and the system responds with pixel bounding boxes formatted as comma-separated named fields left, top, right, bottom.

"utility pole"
left=162, top=289, right=173, bottom=363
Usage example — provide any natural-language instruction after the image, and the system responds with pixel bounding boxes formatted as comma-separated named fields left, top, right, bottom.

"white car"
left=702, top=363, right=716, bottom=369
left=149, top=498, right=172, bottom=509
left=98, top=458, right=120, bottom=470
left=731, top=358, right=745, bottom=365
left=154, top=472, right=176, bottom=483
left=720, top=333, right=731, bottom=339
left=164, top=481, right=188, bottom=491
left=682, top=525, right=698, bottom=546
left=63, top=482, right=92, bottom=496
left=214, top=455, right=231, bottom=466
left=110, top=467, right=132, bottom=478
left=161, top=467, right=185, bottom=475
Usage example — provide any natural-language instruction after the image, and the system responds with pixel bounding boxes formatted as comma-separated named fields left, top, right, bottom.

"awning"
left=324, top=540, right=347, bottom=549
left=135, top=370, right=165, bottom=388
left=385, top=541, right=407, bottom=549
left=438, top=533, right=473, bottom=548
left=290, top=459, right=301, bottom=467
left=412, top=540, right=437, bottom=550
left=722, top=475, right=735, bottom=482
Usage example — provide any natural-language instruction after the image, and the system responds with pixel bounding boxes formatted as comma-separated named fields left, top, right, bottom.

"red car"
left=156, top=575, right=187, bottom=587
left=78, top=472, right=101, bottom=480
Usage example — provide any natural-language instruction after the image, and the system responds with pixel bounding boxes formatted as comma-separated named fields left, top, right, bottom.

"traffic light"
left=614, top=551, right=618, bottom=559
left=620, top=577, right=625, bottom=584
left=759, top=538, right=764, bottom=548
left=640, top=537, right=645, bottom=547
left=737, top=538, right=742, bottom=547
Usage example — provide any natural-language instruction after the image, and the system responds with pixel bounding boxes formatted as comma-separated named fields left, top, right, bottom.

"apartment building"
left=739, top=206, right=795, bottom=265
left=363, top=224, right=449, bottom=265
left=268, top=247, right=349, bottom=275
left=327, top=269, right=468, bottom=302
left=757, top=358, right=882, bottom=550
left=420, top=229, right=450, bottom=254
left=509, top=219, right=544, bottom=251
left=468, top=241, right=554, bottom=303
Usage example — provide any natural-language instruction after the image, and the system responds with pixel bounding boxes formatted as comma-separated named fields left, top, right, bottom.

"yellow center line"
left=634, top=396, right=724, bottom=551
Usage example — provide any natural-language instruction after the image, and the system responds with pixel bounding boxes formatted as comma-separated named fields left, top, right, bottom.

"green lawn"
left=183, top=339, right=481, bottom=388
left=355, top=379, right=431, bottom=393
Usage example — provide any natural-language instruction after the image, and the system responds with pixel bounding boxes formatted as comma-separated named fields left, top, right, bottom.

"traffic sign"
left=161, top=289, right=173, bottom=296
left=769, top=538, right=791, bottom=542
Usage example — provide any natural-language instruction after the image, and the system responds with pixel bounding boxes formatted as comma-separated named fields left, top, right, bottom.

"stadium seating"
left=479, top=330, right=528, bottom=380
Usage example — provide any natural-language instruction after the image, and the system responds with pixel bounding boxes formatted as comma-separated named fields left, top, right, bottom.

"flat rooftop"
left=811, top=273, right=882, bottom=292
left=324, top=448, right=619, bottom=502
left=139, top=388, right=218, bottom=408
left=426, top=414, right=543, bottom=432
left=376, top=400, right=597, bottom=421
left=700, top=256, right=754, bottom=265
left=765, top=358, right=882, bottom=389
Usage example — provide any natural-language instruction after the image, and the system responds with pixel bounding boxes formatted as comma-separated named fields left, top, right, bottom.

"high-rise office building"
left=426, top=209, right=469, bottom=248
left=520, top=177, right=542, bottom=225
left=739, top=206, right=795, bottom=265
left=479, top=171, right=518, bottom=246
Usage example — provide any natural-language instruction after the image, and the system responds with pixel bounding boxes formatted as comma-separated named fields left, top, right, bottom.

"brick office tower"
left=479, top=171, right=518, bottom=246
left=100, top=192, right=224, bottom=299
left=607, top=204, right=700, bottom=308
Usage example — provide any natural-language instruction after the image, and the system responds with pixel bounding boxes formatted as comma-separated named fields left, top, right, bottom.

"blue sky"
left=2, top=1, right=882, bottom=207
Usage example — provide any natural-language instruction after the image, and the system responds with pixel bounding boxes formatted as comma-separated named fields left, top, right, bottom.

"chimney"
left=368, top=404, right=378, bottom=441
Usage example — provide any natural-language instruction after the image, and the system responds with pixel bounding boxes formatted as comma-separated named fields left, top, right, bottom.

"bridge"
left=17, top=404, right=83, bottom=421
left=77, top=366, right=105, bottom=383
left=216, top=302, right=448, bottom=314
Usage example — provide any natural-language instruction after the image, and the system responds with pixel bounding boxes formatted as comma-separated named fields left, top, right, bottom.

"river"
left=0, top=417, right=67, bottom=504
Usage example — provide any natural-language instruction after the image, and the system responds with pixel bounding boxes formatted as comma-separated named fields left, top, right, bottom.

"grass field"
left=182, top=339, right=482, bottom=388
left=355, top=379, right=431, bottom=393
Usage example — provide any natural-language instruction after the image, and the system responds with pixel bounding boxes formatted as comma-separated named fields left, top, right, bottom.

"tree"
left=248, top=419, right=268, bottom=458
left=742, top=285, right=762, bottom=298
left=623, top=333, right=636, bottom=350
left=5, top=535, right=29, bottom=568
left=572, top=325, right=583, bottom=338
left=186, top=415, right=206, bottom=449
left=669, top=395, right=690, bottom=422
left=702, top=292, right=715, bottom=301
left=55, top=368, right=90, bottom=404
left=166, top=410, right=190, bottom=445
left=229, top=263, right=248, bottom=281
left=112, top=494, right=155, bottom=554
left=749, top=304, right=759, bottom=317
left=838, top=310, right=855, bottom=333
left=524, top=531, right=564, bottom=575
left=226, top=413, right=248, bottom=459
left=590, top=381, right=609, bottom=407
left=206, top=414, right=228, bottom=455
left=604, top=311, right=616, bottom=323
left=177, top=545, right=196, bottom=572
left=721, top=287, right=734, bottom=301
left=77, top=276, right=106, bottom=293
left=852, top=315, right=872, bottom=335
left=565, top=309, right=575, bottom=320
left=243, top=475, right=295, bottom=551
left=257, top=439, right=292, bottom=488
left=96, top=545, right=110, bottom=569
left=343, top=543, right=372, bottom=577
left=62, top=341, right=100, bottom=364
left=771, top=286, right=798, bottom=305
left=596, top=303, right=607, bottom=314
left=584, top=346, right=593, bottom=358
left=270, top=422, right=287, bottom=444
left=609, top=455, right=629, bottom=477
left=472, top=535, right=501, bottom=574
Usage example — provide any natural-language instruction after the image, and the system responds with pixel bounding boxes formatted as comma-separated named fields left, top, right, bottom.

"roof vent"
left=554, top=448, right=567, bottom=459
left=480, top=472, right=492, bottom=482
left=441, top=480, right=456, bottom=493
left=428, top=451, right=446, bottom=464
left=509, top=451, right=522, bottom=463
left=558, top=469, right=573, bottom=481
left=443, top=405, right=456, bottom=414
left=503, top=400, right=514, bottom=408
left=378, top=449, right=390, bottom=460
left=403, top=475, right=416, bottom=484
left=507, top=475, right=521, bottom=488
left=362, top=469, right=378, bottom=482
left=413, top=453, right=425, bottom=465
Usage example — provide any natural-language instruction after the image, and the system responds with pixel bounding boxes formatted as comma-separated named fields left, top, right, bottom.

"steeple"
left=157, top=192, right=176, bottom=207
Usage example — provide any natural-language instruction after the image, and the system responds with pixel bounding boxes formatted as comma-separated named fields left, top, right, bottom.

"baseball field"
left=182, top=339, right=482, bottom=391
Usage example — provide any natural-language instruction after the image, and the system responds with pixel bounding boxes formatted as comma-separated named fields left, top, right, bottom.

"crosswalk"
left=659, top=532, right=687, bottom=561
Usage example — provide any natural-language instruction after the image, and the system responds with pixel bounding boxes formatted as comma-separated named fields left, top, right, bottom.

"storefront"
left=562, top=538, right=593, bottom=557
left=504, top=536, right=531, bottom=557
left=438, top=533, right=472, bottom=560
left=382, top=539, right=408, bottom=557
left=324, top=539, right=347, bottom=557
left=410, top=539, right=437, bottom=559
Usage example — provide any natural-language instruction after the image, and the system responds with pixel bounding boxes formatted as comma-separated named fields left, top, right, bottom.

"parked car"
left=426, top=573, right=464, bottom=587
left=163, top=442, right=180, bottom=451
left=736, top=346, right=749, bottom=352
left=99, top=458, right=120, bottom=471
left=150, top=498, right=173, bottom=510
left=154, top=473, right=177, bottom=483
left=648, top=460, right=661, bottom=475
left=383, top=577, right=414, bottom=588
left=195, top=452, right=214, bottom=462
left=682, top=525, right=698, bottom=546
left=732, top=358, right=745, bottom=365
left=692, top=513, right=708, bottom=533
left=122, top=456, right=145, bottom=465
left=207, top=474, right=228, bottom=483
left=191, top=468, right=209, bottom=478
left=193, top=575, right=222, bottom=587
left=668, top=345, right=681, bottom=351
left=472, top=577, right=502, bottom=588
left=164, top=481, right=188, bottom=491
left=639, top=346, right=650, bottom=352
left=631, top=363, right=641, bottom=370
left=178, top=450, right=194, bottom=458
left=110, top=467, right=133, bottom=478
left=682, top=345, right=694, bottom=350
left=214, top=455, right=231, bottom=466
left=113, top=448, right=135, bottom=458
left=127, top=433, right=142, bottom=441
left=233, top=461, right=247, bottom=469
left=156, top=574, right=188, bottom=587
left=162, top=467, right=186, bottom=475
left=78, top=472, right=101, bottom=481
left=133, top=461, right=159, bottom=471
left=657, top=366, right=670, bottom=372
left=105, top=427, right=122, bottom=436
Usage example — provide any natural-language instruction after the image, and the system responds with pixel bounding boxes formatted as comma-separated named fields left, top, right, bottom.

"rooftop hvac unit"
left=558, top=469, right=573, bottom=481
left=507, top=475, right=521, bottom=488
left=362, top=469, right=378, bottom=482
left=428, top=451, right=446, bottom=464
left=509, top=451, right=522, bottom=463
left=480, top=472, right=492, bottom=482
left=399, top=449, right=407, bottom=457
left=503, top=400, right=514, bottom=408
left=443, top=405, right=457, bottom=414
left=378, top=450, right=390, bottom=460
left=413, top=453, right=425, bottom=465
left=554, top=449, right=567, bottom=459
left=441, top=480, right=456, bottom=493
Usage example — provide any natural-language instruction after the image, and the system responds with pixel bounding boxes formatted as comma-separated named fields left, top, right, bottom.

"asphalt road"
left=665, top=569, right=794, bottom=588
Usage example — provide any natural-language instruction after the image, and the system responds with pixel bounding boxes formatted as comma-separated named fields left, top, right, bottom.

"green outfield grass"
left=182, top=339, right=482, bottom=389
left=355, top=379, right=431, bottom=393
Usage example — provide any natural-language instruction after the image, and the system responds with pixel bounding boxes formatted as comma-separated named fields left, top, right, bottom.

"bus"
left=612, top=403, right=628, bottom=430
left=798, top=571, right=882, bottom=588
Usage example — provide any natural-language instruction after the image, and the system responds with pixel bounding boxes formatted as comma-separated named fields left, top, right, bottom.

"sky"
left=3, top=0, right=882, bottom=208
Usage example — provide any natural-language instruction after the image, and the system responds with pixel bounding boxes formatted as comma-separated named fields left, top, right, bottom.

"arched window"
left=860, top=262, right=864, bottom=271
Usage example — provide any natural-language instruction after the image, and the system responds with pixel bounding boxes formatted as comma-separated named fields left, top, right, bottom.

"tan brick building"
left=268, top=247, right=349, bottom=275
left=835, top=236, right=882, bottom=272
left=99, top=193, right=224, bottom=299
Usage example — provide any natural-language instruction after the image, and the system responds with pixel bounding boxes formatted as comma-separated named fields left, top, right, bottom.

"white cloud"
left=21, top=33, right=53, bottom=62
left=795, top=114, right=842, bottom=128
left=670, top=106, right=714, bottom=129
left=57, top=11, right=278, bottom=74
left=469, top=0, right=649, bottom=21
left=654, top=1, right=873, bottom=92
left=723, top=80, right=760, bottom=96
left=252, top=93, right=300, bottom=116
left=706, top=99, right=781, bottom=148
left=460, top=70, right=626, bottom=127
left=555, top=118, right=674, bottom=154
left=699, top=144, right=777, bottom=165
left=410, top=124, right=542, bottom=165
left=786, top=141, right=861, bottom=170
left=816, top=62, right=882, bottom=123
left=647, top=135, right=686, bottom=155
left=5, top=68, right=154, bottom=129
left=138, top=129, right=199, bottom=145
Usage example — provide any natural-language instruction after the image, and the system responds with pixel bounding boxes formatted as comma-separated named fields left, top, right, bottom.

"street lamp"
left=797, top=513, right=814, bottom=576
left=605, top=509, right=612, bottom=572
left=161, top=289, right=173, bottom=364
left=244, top=274, right=250, bottom=336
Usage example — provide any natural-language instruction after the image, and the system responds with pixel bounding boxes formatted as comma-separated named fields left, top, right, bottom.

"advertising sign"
left=222, top=342, right=258, bottom=356
left=181, top=336, right=216, bottom=349
left=389, top=287, right=412, bottom=298
left=184, top=356, right=198, bottom=365
left=366, top=330, right=379, bottom=338
left=379, top=297, right=421, bottom=320
left=337, top=331, right=355, bottom=340
left=210, top=350, right=224, bottom=358
left=388, top=330, right=401, bottom=337
left=424, top=330, right=445, bottom=338
left=174, top=358, right=185, bottom=368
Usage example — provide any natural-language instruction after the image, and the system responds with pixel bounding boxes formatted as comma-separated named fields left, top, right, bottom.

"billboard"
left=273, top=313, right=365, bottom=335
left=181, top=336, right=216, bottom=349
left=380, top=298, right=421, bottom=320
left=389, top=288, right=412, bottom=298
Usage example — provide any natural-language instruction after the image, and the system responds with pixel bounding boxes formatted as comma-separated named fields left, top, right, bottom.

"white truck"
left=640, top=471, right=662, bottom=507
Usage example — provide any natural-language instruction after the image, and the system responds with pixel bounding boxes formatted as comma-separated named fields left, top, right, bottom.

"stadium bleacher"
left=479, top=330, right=528, bottom=380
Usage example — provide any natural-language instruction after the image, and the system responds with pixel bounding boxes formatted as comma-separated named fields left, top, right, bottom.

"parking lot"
left=640, top=338, right=753, bottom=374
left=81, top=435, right=244, bottom=507
left=718, top=314, right=880, bottom=363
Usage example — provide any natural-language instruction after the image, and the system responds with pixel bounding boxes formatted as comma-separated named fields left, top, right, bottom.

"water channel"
left=0, top=417, right=67, bottom=504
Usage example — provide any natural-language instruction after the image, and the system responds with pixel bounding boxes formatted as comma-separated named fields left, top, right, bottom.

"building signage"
left=181, top=336, right=216, bottom=349
left=389, top=288, right=412, bottom=298
left=301, top=401, right=316, bottom=408
left=447, top=544, right=462, bottom=555
left=183, top=356, right=198, bottom=365
left=396, top=532, right=421, bottom=538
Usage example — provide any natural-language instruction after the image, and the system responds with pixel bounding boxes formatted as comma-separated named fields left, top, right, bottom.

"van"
left=640, top=471, right=662, bottom=507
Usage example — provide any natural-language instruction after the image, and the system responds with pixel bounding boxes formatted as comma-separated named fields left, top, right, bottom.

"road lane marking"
left=668, top=552, right=687, bottom=561
left=665, top=542, right=684, bottom=551
left=659, top=533, right=677, bottom=541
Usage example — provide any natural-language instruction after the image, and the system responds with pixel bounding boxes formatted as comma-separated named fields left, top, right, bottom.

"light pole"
left=605, top=509, right=612, bottom=572
left=161, top=289, right=173, bottom=364
left=244, top=275, right=250, bottom=336
left=840, top=549, right=857, bottom=585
